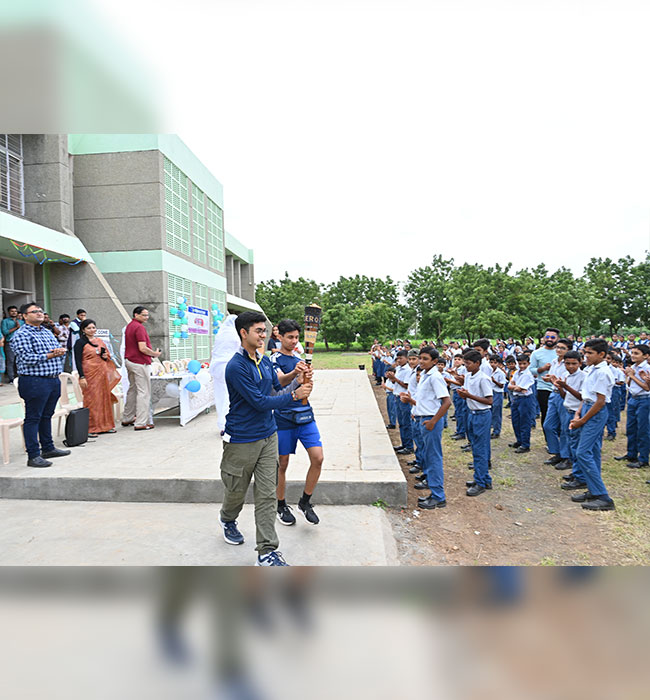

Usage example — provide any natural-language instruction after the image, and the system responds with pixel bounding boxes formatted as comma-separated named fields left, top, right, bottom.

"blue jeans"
left=396, top=398, right=413, bottom=450
left=625, top=395, right=650, bottom=462
left=573, top=402, right=610, bottom=499
left=419, top=415, right=445, bottom=501
left=386, top=392, right=397, bottom=425
left=511, top=395, right=533, bottom=448
left=543, top=392, right=569, bottom=457
left=17, top=375, right=61, bottom=459
left=532, top=384, right=540, bottom=421
left=452, top=390, right=467, bottom=437
left=467, top=409, right=492, bottom=487
left=491, top=391, right=503, bottom=435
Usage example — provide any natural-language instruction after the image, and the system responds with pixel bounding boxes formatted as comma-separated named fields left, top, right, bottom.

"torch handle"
left=302, top=358, right=312, bottom=405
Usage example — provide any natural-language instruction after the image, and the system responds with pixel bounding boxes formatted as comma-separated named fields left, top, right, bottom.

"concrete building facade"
left=0, top=133, right=261, bottom=362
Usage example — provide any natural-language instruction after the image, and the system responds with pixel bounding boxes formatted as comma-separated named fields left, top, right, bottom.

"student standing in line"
left=567, top=338, right=616, bottom=511
left=553, top=350, right=586, bottom=491
left=404, top=350, right=422, bottom=473
left=614, top=344, right=650, bottom=469
left=504, top=355, right=517, bottom=408
left=457, top=349, right=493, bottom=496
left=384, top=366, right=397, bottom=429
left=605, top=352, right=625, bottom=441
left=471, top=338, right=492, bottom=374
left=541, top=338, right=572, bottom=468
left=448, top=354, right=467, bottom=441
left=488, top=354, right=506, bottom=439
left=272, top=319, right=323, bottom=527
left=390, top=350, right=415, bottom=455
left=219, top=312, right=312, bottom=566
left=401, top=346, right=451, bottom=509
left=508, top=354, right=535, bottom=454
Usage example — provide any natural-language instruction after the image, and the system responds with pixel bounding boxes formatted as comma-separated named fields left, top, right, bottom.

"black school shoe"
left=604, top=434, right=616, bottom=441
left=298, top=500, right=320, bottom=525
left=627, top=461, right=649, bottom=469
left=614, top=454, right=636, bottom=462
left=582, top=498, right=616, bottom=511
left=466, top=480, right=492, bottom=489
left=571, top=491, right=597, bottom=503
left=451, top=434, right=466, bottom=441
left=561, top=478, right=587, bottom=490
left=508, top=441, right=521, bottom=448
left=554, top=459, right=572, bottom=470
left=460, top=445, right=472, bottom=452
left=408, top=465, right=422, bottom=474
left=466, top=483, right=486, bottom=496
left=544, top=454, right=562, bottom=465
left=414, top=481, right=430, bottom=490
left=514, top=446, right=530, bottom=453
left=386, top=424, right=396, bottom=429
left=418, top=496, right=447, bottom=509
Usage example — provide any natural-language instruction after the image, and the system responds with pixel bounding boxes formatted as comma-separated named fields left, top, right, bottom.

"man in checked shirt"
left=12, top=302, right=70, bottom=468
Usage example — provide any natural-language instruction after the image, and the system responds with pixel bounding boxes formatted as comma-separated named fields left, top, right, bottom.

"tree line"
left=255, top=254, right=650, bottom=348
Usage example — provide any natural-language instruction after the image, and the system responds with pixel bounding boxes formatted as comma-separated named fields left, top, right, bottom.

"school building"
left=0, top=133, right=262, bottom=361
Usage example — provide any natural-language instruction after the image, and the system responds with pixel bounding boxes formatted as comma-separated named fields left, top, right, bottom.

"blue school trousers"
left=467, top=409, right=492, bottom=488
left=625, top=394, right=650, bottom=463
left=453, top=390, right=467, bottom=437
left=411, top=415, right=422, bottom=465
left=418, top=415, right=446, bottom=501
left=566, top=407, right=584, bottom=482
left=491, top=391, right=503, bottom=435
left=386, top=392, right=397, bottom=425
left=532, top=384, right=540, bottom=422
left=606, top=386, right=620, bottom=437
left=396, top=396, right=413, bottom=450
left=543, top=392, right=569, bottom=458
left=572, top=402, right=611, bottom=500
left=511, top=395, right=534, bottom=449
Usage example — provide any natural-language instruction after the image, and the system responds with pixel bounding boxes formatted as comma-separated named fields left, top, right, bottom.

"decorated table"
left=150, top=366, right=214, bottom=427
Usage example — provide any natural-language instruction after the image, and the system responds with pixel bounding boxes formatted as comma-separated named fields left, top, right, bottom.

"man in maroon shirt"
left=121, top=306, right=161, bottom=430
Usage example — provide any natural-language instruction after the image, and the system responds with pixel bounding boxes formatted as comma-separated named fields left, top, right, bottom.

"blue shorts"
left=277, top=421, right=322, bottom=455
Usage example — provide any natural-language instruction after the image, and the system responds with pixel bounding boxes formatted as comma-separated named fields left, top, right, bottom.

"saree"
left=81, top=339, right=121, bottom=433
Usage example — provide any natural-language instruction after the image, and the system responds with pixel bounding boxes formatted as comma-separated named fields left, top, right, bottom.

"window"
left=0, top=134, right=24, bottom=215
left=164, top=158, right=190, bottom=256
left=206, top=198, right=224, bottom=272
left=191, top=185, right=207, bottom=264
left=194, top=282, right=210, bottom=360
left=167, top=273, right=193, bottom=361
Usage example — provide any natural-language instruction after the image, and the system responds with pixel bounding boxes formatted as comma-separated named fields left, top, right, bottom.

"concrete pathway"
left=0, top=500, right=399, bottom=565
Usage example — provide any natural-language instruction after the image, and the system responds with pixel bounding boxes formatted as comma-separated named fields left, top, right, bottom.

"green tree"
left=403, top=255, right=454, bottom=343
left=255, top=273, right=322, bottom=324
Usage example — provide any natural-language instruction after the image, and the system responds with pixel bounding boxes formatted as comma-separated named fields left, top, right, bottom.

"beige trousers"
left=123, top=359, right=151, bottom=427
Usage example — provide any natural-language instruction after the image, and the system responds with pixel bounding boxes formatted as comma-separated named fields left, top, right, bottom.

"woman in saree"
left=74, top=319, right=120, bottom=437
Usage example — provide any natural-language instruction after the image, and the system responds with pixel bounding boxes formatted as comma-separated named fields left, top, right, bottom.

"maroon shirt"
left=124, top=319, right=152, bottom=365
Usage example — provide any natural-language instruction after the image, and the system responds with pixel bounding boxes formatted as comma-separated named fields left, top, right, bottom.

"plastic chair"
left=162, top=360, right=173, bottom=374
left=59, top=372, right=83, bottom=412
left=13, top=378, right=69, bottom=437
left=0, top=417, right=25, bottom=465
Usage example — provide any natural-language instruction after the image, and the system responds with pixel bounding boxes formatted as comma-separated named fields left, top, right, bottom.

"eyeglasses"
left=26, top=309, right=44, bottom=314
left=544, top=335, right=557, bottom=340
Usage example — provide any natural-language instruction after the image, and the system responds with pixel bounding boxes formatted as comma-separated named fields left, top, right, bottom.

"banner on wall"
left=187, top=306, right=209, bottom=335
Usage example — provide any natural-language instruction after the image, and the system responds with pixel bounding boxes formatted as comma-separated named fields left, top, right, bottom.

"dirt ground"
left=370, top=379, right=650, bottom=565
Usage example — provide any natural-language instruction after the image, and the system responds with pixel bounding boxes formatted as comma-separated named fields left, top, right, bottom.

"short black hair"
left=545, top=327, right=560, bottom=335
left=235, top=311, right=267, bottom=339
left=277, top=318, right=301, bottom=335
left=564, top=350, right=581, bottom=361
left=505, top=355, right=517, bottom=364
left=488, top=353, right=500, bottom=361
left=633, top=344, right=650, bottom=356
left=606, top=351, right=621, bottom=361
left=419, top=346, right=439, bottom=361
left=463, top=349, right=482, bottom=364
left=6, top=305, right=17, bottom=312
left=59, top=314, right=70, bottom=321
left=76, top=309, right=86, bottom=316
left=516, top=353, right=529, bottom=363
left=19, top=301, right=38, bottom=316
left=133, top=306, right=147, bottom=317
left=557, top=338, right=573, bottom=349
left=585, top=338, right=608, bottom=355
left=472, top=338, right=490, bottom=352
left=395, top=349, right=408, bottom=358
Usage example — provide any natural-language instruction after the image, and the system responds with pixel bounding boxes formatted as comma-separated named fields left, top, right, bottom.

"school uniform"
left=510, top=367, right=535, bottom=449
left=414, top=368, right=450, bottom=502
left=480, top=357, right=492, bottom=375
left=394, top=364, right=414, bottom=450
left=572, top=361, right=614, bottom=501
left=606, top=365, right=625, bottom=437
left=562, top=370, right=585, bottom=481
left=451, top=366, right=468, bottom=438
left=623, top=360, right=650, bottom=464
left=385, top=377, right=397, bottom=427
left=542, top=358, right=570, bottom=459
left=464, top=370, right=493, bottom=488
left=490, top=366, right=506, bottom=436
left=408, top=370, right=422, bottom=464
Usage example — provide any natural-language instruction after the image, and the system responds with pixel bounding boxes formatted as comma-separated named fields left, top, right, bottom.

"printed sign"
left=187, top=306, right=209, bottom=335
left=95, top=329, right=111, bottom=344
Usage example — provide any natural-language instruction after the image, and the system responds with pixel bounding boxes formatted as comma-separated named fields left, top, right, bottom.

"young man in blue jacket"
left=220, top=312, right=312, bottom=566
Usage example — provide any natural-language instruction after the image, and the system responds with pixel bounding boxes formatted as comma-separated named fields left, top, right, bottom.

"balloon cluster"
left=184, top=359, right=202, bottom=392
left=169, top=296, right=189, bottom=346
left=211, top=303, right=224, bottom=334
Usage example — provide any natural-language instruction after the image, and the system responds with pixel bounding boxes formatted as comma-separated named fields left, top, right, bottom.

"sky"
left=93, top=0, right=650, bottom=287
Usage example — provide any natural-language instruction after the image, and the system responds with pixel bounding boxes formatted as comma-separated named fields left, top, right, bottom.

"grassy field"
left=311, top=351, right=372, bottom=371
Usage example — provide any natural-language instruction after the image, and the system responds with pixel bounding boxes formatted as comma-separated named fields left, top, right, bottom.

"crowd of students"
left=371, top=329, right=650, bottom=513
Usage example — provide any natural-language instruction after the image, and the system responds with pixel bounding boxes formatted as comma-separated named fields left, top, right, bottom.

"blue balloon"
left=213, top=328, right=218, bottom=334
left=181, top=331, right=188, bottom=339
left=187, top=359, right=201, bottom=374
left=177, top=310, right=185, bottom=318
left=185, top=379, right=201, bottom=393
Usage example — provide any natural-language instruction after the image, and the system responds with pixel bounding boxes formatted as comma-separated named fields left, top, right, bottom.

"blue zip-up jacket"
left=224, top=346, right=298, bottom=442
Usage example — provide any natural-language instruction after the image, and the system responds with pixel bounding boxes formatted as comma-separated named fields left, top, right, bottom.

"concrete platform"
left=0, top=500, right=398, bottom=565
left=0, top=370, right=406, bottom=506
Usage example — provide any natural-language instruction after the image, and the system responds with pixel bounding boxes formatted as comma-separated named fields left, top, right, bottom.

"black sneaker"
left=466, top=480, right=493, bottom=489
left=560, top=479, right=587, bottom=491
left=581, top=498, right=616, bottom=511
left=220, top=519, right=244, bottom=545
left=256, top=550, right=289, bottom=566
left=277, top=503, right=296, bottom=526
left=571, top=491, right=596, bottom=503
left=614, top=454, right=636, bottom=461
left=298, top=500, right=320, bottom=525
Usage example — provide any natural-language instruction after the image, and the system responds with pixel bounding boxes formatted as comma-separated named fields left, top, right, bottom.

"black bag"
left=275, top=407, right=315, bottom=425
left=63, top=407, right=89, bottom=447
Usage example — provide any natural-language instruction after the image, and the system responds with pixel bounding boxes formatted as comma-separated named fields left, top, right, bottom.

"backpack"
left=63, top=407, right=89, bottom=447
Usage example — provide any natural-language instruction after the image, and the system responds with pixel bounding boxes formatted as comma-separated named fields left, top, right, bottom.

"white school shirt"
left=627, top=360, right=650, bottom=397
left=562, top=369, right=585, bottom=412
left=582, top=361, right=614, bottom=404
left=480, top=357, right=491, bottom=375
left=548, top=357, right=568, bottom=393
left=384, top=377, right=394, bottom=393
left=512, top=368, right=535, bottom=397
left=414, top=367, right=449, bottom=416
left=490, top=367, right=506, bottom=393
left=464, top=370, right=493, bottom=411
left=408, top=370, right=420, bottom=415
left=610, top=366, right=625, bottom=385
left=394, top=364, right=413, bottom=397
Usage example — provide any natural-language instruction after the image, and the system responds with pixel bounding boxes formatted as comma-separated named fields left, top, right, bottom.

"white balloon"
left=197, top=370, right=211, bottom=386
left=165, top=382, right=180, bottom=398
left=171, top=337, right=180, bottom=346
left=180, top=324, right=188, bottom=332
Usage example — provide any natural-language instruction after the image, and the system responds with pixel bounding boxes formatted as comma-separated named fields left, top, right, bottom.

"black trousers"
left=537, top=389, right=551, bottom=427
